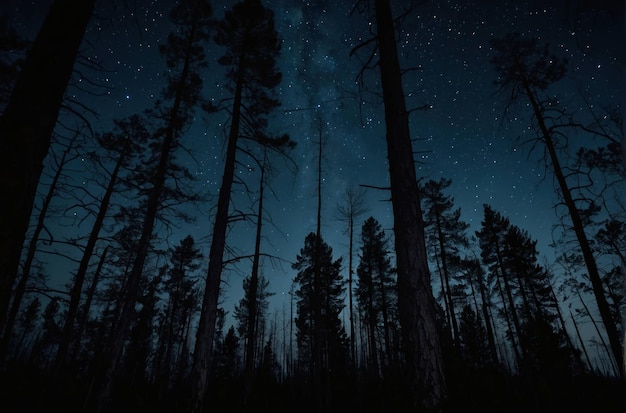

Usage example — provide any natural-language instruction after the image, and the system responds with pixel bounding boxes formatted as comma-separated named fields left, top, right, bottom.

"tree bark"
left=374, top=0, right=445, bottom=408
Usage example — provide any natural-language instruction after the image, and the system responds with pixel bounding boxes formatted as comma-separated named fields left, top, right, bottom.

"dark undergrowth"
left=1, top=361, right=624, bottom=413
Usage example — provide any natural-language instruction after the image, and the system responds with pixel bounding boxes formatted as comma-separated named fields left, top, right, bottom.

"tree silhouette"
left=458, top=304, right=491, bottom=370
left=490, top=32, right=623, bottom=374
left=456, top=255, right=500, bottom=366
left=0, top=0, right=94, bottom=347
left=238, top=151, right=277, bottom=411
left=477, top=204, right=580, bottom=376
left=124, top=268, right=162, bottom=387
left=355, top=216, right=397, bottom=376
left=191, top=1, right=294, bottom=410
left=214, top=325, right=241, bottom=381
left=91, top=1, right=213, bottom=408
left=234, top=275, right=273, bottom=366
left=476, top=204, right=525, bottom=368
left=368, top=0, right=446, bottom=407
left=15, top=297, right=41, bottom=362
left=293, top=232, right=347, bottom=408
left=54, top=115, right=148, bottom=371
left=0, top=132, right=82, bottom=363
left=336, top=187, right=368, bottom=366
left=155, top=235, right=202, bottom=388
left=420, top=177, right=470, bottom=348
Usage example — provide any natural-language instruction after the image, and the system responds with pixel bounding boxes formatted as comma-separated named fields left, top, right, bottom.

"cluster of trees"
left=0, top=0, right=623, bottom=412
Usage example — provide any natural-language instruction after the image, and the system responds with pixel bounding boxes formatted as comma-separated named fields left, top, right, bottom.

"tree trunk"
left=93, top=107, right=177, bottom=411
left=190, top=65, right=243, bottom=413
left=435, top=214, right=459, bottom=346
left=73, top=245, right=108, bottom=362
left=56, top=150, right=124, bottom=370
left=523, top=82, right=624, bottom=375
left=0, top=134, right=78, bottom=363
left=475, top=265, right=499, bottom=364
left=377, top=264, right=393, bottom=367
left=243, top=151, right=266, bottom=411
left=348, top=215, right=356, bottom=365
left=569, top=309, right=593, bottom=371
left=374, top=0, right=445, bottom=408
left=366, top=272, right=380, bottom=376
left=574, top=283, right=619, bottom=376
left=92, top=19, right=196, bottom=410
left=0, top=0, right=94, bottom=338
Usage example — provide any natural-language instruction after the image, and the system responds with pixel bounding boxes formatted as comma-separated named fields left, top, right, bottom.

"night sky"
left=3, top=1, right=623, bottom=328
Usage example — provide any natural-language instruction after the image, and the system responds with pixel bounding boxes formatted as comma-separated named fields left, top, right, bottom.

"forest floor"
left=1, top=363, right=625, bottom=413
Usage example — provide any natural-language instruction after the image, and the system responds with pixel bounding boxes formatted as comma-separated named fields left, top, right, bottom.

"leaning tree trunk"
left=374, top=0, right=445, bottom=408
left=92, top=20, right=196, bottom=410
left=73, top=245, right=108, bottom=360
left=0, top=0, right=94, bottom=338
left=523, top=82, right=624, bottom=376
left=93, top=106, right=177, bottom=411
left=55, top=149, right=125, bottom=371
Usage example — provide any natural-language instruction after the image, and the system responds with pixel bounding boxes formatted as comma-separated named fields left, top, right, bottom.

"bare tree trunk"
left=337, top=188, right=367, bottom=367
left=55, top=149, right=125, bottom=370
left=0, top=0, right=94, bottom=339
left=243, top=151, right=267, bottom=411
left=373, top=0, right=445, bottom=408
left=546, top=282, right=577, bottom=357
left=574, top=283, right=619, bottom=376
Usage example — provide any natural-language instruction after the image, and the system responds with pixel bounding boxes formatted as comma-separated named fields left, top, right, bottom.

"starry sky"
left=3, top=1, right=623, bottom=323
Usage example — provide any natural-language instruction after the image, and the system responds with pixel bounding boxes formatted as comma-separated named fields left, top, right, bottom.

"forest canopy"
left=0, top=0, right=623, bottom=412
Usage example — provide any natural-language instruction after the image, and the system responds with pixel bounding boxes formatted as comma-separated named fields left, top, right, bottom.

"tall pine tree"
left=355, top=216, right=398, bottom=376
left=351, top=1, right=447, bottom=405
left=191, top=1, right=294, bottom=410
left=420, top=178, right=470, bottom=348
left=91, top=1, right=213, bottom=408
left=293, top=233, right=347, bottom=400
left=158, top=235, right=202, bottom=386
left=490, top=33, right=623, bottom=374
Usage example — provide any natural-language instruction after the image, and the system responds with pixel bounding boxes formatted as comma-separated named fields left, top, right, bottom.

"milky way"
left=2, top=0, right=622, bottom=323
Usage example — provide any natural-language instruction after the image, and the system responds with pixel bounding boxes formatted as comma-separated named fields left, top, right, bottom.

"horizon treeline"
left=0, top=0, right=623, bottom=412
